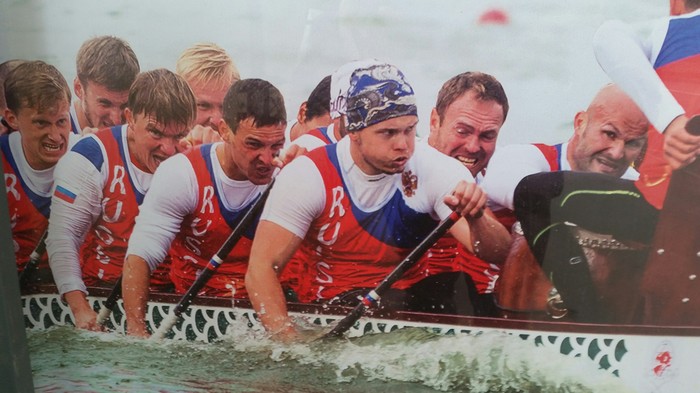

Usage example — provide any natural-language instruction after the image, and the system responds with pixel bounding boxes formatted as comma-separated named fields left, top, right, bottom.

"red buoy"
left=478, top=8, right=510, bottom=25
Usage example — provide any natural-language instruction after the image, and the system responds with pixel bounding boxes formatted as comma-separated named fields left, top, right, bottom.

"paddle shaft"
left=151, top=180, right=274, bottom=339
left=96, top=276, right=122, bottom=325
left=18, top=230, right=48, bottom=289
left=325, top=210, right=461, bottom=338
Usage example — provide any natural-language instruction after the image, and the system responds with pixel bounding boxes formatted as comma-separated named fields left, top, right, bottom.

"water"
left=28, top=325, right=632, bottom=393
left=2, top=0, right=667, bottom=390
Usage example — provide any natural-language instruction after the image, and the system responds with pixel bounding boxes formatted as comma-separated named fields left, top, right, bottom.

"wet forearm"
left=122, top=255, right=152, bottom=336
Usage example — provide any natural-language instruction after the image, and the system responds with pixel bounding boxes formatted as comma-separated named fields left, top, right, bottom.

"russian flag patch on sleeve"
left=54, top=185, right=77, bottom=204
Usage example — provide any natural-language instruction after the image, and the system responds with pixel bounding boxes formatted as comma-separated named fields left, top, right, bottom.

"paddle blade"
left=18, top=231, right=48, bottom=289
left=325, top=303, right=367, bottom=338
left=96, top=276, right=123, bottom=326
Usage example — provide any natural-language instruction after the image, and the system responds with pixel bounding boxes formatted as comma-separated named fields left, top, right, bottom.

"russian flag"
left=54, top=185, right=77, bottom=204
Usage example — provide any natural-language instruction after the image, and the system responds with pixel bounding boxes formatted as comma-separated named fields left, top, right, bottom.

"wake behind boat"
left=21, top=284, right=700, bottom=393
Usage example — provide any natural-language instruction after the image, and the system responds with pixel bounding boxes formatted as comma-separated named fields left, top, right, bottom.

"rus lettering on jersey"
left=101, top=197, right=124, bottom=223
left=191, top=217, right=212, bottom=237
left=183, top=255, right=200, bottom=267
left=94, top=225, right=114, bottom=264
left=200, top=186, right=214, bottom=214
left=318, top=222, right=340, bottom=246
left=185, top=236, right=202, bottom=256
left=94, top=224, right=115, bottom=246
left=10, top=211, right=17, bottom=229
left=329, top=186, right=345, bottom=218
left=109, top=165, right=126, bottom=195
left=484, top=264, right=500, bottom=293
left=96, top=245, right=110, bottom=265
left=315, top=261, right=332, bottom=284
left=5, top=173, right=20, bottom=201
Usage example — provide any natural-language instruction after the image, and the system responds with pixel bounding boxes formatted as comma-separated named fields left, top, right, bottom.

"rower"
left=284, top=74, right=332, bottom=145
left=288, top=58, right=383, bottom=152
left=47, top=69, right=197, bottom=331
left=71, top=36, right=139, bottom=135
left=508, top=0, right=700, bottom=324
left=410, top=71, right=511, bottom=317
left=175, top=42, right=240, bottom=149
left=245, top=62, right=511, bottom=341
left=480, top=84, right=650, bottom=321
left=2, top=61, right=75, bottom=279
left=121, top=79, right=288, bottom=338
left=577, top=0, right=700, bottom=325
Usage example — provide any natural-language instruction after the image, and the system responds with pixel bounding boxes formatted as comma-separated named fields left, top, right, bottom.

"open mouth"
left=255, top=166, right=272, bottom=177
left=42, top=141, right=63, bottom=153
left=152, top=155, right=168, bottom=167
left=456, top=155, right=477, bottom=168
left=393, top=157, right=408, bottom=167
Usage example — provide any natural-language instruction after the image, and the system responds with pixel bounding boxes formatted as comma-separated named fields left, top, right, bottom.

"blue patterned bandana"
left=345, top=64, right=417, bottom=132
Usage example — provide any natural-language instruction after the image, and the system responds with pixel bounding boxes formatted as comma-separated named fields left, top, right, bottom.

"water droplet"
left=690, top=275, right=697, bottom=280
left=657, top=249, right=665, bottom=255
left=682, top=298, right=690, bottom=303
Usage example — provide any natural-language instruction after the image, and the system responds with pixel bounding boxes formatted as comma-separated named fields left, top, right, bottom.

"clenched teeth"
left=457, top=156, right=476, bottom=167
left=43, top=142, right=61, bottom=152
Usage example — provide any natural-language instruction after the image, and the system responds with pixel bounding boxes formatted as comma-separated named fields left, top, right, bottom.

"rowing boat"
left=21, top=284, right=700, bottom=392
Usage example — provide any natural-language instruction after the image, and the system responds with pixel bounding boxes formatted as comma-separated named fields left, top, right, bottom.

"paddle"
left=18, top=230, right=48, bottom=289
left=324, top=210, right=461, bottom=338
left=150, top=180, right=275, bottom=340
left=95, top=276, right=122, bottom=325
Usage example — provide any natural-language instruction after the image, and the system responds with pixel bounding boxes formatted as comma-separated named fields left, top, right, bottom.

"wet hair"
left=176, top=42, right=240, bottom=88
left=435, top=71, right=509, bottom=123
left=304, top=75, right=331, bottom=122
left=127, top=69, right=196, bottom=129
left=4, top=60, right=71, bottom=113
left=76, top=35, right=140, bottom=91
left=222, top=78, right=286, bottom=133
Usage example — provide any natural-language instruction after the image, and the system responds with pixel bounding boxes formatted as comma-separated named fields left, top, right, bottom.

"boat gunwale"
left=22, top=283, right=700, bottom=338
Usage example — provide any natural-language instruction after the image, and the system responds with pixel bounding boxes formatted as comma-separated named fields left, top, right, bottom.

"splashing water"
left=29, top=322, right=634, bottom=392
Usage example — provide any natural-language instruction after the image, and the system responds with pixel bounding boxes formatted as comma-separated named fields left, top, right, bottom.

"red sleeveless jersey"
left=636, top=15, right=700, bottom=209
left=76, top=126, right=172, bottom=288
left=1, top=134, right=50, bottom=272
left=168, top=144, right=264, bottom=297
left=294, top=144, right=440, bottom=303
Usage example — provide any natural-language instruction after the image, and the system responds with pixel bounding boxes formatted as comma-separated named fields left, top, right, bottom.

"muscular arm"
left=445, top=181, right=511, bottom=265
left=46, top=148, right=103, bottom=330
left=450, top=210, right=511, bottom=266
left=245, top=220, right=304, bottom=340
left=123, top=155, right=197, bottom=336
left=245, top=156, right=323, bottom=340
left=122, top=255, right=152, bottom=337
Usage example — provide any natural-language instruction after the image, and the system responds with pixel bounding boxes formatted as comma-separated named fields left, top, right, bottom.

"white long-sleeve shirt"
left=592, top=12, right=700, bottom=132
left=47, top=125, right=151, bottom=295
left=126, top=143, right=266, bottom=271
